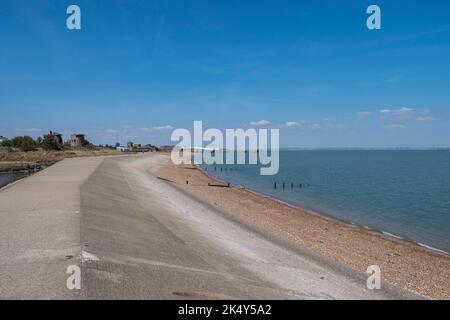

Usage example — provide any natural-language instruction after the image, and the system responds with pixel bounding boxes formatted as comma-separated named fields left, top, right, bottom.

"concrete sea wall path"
left=0, top=154, right=417, bottom=299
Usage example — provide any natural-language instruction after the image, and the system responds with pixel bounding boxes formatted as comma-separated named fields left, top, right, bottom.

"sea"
left=199, top=150, right=450, bottom=254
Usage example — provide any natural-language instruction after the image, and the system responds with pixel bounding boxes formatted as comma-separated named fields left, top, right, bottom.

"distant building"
left=67, top=134, right=87, bottom=148
left=48, top=131, right=63, bottom=145
left=0, top=136, right=7, bottom=144
left=116, top=146, right=129, bottom=152
left=127, top=141, right=134, bottom=149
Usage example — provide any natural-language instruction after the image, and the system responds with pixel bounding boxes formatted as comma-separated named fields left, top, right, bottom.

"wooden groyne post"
left=273, top=182, right=308, bottom=190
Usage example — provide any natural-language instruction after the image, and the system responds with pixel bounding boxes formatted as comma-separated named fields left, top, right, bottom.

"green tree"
left=0, top=138, right=12, bottom=147
left=82, top=138, right=91, bottom=147
left=42, top=134, right=63, bottom=151
left=11, top=136, right=37, bottom=152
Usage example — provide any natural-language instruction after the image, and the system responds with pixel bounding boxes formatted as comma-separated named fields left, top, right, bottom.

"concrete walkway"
left=0, top=154, right=416, bottom=299
left=0, top=156, right=103, bottom=299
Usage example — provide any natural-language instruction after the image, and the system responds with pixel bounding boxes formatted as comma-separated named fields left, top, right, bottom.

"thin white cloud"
left=357, top=111, right=373, bottom=119
left=153, top=125, right=174, bottom=130
left=386, top=75, right=402, bottom=83
left=249, top=120, right=271, bottom=126
left=416, top=116, right=433, bottom=121
left=363, top=26, right=450, bottom=49
left=380, top=107, right=414, bottom=119
left=285, top=121, right=301, bottom=127
left=105, top=129, right=118, bottom=133
left=380, top=108, right=433, bottom=122
left=383, top=124, right=406, bottom=129
left=14, top=128, right=43, bottom=133
left=309, top=123, right=321, bottom=130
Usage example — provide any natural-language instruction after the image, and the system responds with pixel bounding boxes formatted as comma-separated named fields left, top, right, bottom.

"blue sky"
left=1, top=0, right=449, bottom=147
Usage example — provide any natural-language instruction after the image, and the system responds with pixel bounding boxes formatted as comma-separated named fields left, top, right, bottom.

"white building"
left=116, top=146, right=129, bottom=152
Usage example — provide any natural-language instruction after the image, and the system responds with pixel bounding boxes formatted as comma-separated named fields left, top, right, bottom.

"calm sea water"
left=199, top=150, right=450, bottom=254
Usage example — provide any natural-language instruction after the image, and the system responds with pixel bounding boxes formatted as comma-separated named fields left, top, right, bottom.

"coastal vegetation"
left=0, top=149, right=121, bottom=173
left=0, top=133, right=155, bottom=172
left=0, top=130, right=166, bottom=175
